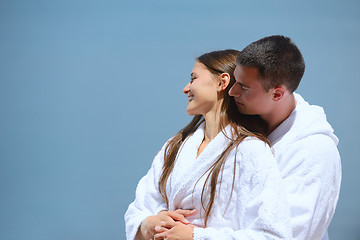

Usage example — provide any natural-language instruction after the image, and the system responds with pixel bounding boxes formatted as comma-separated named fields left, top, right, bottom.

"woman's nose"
left=183, top=83, right=190, bottom=94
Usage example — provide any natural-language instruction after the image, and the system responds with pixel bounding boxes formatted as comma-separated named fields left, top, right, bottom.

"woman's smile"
left=187, top=94, right=194, bottom=102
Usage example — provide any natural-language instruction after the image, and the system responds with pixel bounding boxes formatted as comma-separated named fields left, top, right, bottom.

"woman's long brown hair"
left=158, top=50, right=269, bottom=226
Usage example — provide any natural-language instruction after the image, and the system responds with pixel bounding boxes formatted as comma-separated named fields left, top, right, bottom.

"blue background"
left=1, top=0, right=359, bottom=239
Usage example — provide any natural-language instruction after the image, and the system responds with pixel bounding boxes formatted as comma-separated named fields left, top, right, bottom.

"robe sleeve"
left=124, top=143, right=168, bottom=240
left=193, top=140, right=292, bottom=240
left=279, top=134, right=341, bottom=239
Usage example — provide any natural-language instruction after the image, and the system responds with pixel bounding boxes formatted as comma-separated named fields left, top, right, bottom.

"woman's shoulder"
left=156, top=124, right=201, bottom=157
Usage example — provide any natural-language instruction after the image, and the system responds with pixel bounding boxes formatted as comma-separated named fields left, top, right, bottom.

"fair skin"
left=138, top=61, right=230, bottom=240
left=136, top=209, right=197, bottom=239
left=228, top=64, right=296, bottom=134
left=183, top=61, right=230, bottom=155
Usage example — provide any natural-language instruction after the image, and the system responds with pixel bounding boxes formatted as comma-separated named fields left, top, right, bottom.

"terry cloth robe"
left=268, top=93, right=342, bottom=240
left=125, top=123, right=292, bottom=240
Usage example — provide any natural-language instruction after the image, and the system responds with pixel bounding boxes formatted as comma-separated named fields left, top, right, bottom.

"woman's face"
left=183, top=61, right=219, bottom=116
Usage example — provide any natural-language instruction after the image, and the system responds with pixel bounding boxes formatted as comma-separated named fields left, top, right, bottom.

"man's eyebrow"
left=191, top=72, right=196, bottom=77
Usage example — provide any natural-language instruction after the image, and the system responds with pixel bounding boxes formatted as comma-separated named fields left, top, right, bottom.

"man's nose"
left=229, top=83, right=240, bottom=97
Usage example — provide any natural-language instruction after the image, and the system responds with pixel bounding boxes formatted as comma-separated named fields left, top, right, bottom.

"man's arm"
left=282, top=134, right=341, bottom=239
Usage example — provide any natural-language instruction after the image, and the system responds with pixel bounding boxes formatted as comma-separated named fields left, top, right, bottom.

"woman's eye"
left=190, top=78, right=195, bottom=83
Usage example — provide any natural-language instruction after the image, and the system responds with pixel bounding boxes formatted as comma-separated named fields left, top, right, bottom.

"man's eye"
left=238, top=82, right=247, bottom=90
left=190, top=77, right=195, bottom=83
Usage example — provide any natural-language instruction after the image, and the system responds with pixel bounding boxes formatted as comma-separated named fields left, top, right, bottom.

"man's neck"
left=261, top=93, right=297, bottom=135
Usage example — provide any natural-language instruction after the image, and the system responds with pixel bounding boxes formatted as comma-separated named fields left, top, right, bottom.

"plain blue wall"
left=1, top=0, right=359, bottom=239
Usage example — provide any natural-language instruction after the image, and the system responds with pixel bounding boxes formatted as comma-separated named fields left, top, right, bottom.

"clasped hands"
left=138, top=209, right=198, bottom=240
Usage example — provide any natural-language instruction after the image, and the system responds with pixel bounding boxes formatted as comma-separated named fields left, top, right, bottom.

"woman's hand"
left=153, top=221, right=195, bottom=240
left=137, top=209, right=197, bottom=240
left=137, top=215, right=163, bottom=240
left=158, top=209, right=197, bottom=226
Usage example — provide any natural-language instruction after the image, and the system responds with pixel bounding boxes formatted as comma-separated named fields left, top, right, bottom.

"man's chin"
left=236, top=106, right=247, bottom=114
left=236, top=108, right=257, bottom=116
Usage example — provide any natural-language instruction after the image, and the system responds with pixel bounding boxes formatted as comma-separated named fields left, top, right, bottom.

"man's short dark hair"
left=237, top=35, right=305, bottom=92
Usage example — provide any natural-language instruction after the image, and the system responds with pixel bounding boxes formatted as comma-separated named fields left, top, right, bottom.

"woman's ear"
left=218, top=73, right=230, bottom=91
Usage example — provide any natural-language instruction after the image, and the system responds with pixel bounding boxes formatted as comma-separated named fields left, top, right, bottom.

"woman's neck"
left=203, top=114, right=221, bottom=143
left=202, top=103, right=225, bottom=143
left=197, top=102, right=225, bottom=157
left=197, top=114, right=220, bottom=158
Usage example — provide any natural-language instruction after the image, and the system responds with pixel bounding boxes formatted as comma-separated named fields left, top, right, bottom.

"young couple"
left=125, top=35, right=341, bottom=240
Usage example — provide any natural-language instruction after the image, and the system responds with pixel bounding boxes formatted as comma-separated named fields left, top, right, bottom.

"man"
left=229, top=35, right=341, bottom=239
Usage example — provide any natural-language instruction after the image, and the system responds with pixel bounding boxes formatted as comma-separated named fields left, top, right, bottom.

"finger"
left=160, top=217, right=176, bottom=229
left=154, top=225, right=169, bottom=233
left=154, top=231, right=166, bottom=240
left=167, top=211, right=190, bottom=224
left=188, top=223, right=202, bottom=228
left=158, top=213, right=176, bottom=225
left=160, top=220, right=176, bottom=229
left=164, top=215, right=176, bottom=224
left=175, top=209, right=197, bottom=217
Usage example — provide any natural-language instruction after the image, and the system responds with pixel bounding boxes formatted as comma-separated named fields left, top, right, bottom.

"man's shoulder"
left=276, top=134, right=340, bottom=178
left=272, top=93, right=338, bottom=146
left=276, top=133, right=339, bottom=168
left=290, top=133, right=337, bottom=152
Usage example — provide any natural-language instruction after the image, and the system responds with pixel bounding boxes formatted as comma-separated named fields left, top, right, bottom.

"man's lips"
left=234, top=100, right=244, bottom=106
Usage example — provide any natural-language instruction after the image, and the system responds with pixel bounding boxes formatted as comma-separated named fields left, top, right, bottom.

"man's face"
left=229, top=64, right=274, bottom=116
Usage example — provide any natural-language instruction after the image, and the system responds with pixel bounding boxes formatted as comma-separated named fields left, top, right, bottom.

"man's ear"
left=218, top=73, right=230, bottom=91
left=272, top=86, right=286, bottom=101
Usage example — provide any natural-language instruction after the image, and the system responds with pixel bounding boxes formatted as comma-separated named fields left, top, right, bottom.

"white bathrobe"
left=268, top=93, right=342, bottom=240
left=125, top=123, right=292, bottom=240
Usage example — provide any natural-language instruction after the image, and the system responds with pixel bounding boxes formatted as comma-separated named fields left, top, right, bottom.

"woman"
left=125, top=50, right=291, bottom=240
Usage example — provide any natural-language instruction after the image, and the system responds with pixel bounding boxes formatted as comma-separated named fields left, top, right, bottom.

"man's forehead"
left=235, top=64, right=259, bottom=77
left=234, top=64, right=242, bottom=77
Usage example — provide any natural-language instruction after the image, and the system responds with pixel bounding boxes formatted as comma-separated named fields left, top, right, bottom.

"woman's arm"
left=154, top=168, right=291, bottom=240
left=124, top=145, right=168, bottom=240
left=125, top=141, right=197, bottom=240
left=154, top=139, right=292, bottom=240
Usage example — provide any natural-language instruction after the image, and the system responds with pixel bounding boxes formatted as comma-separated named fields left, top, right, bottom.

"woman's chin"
left=186, top=108, right=196, bottom=116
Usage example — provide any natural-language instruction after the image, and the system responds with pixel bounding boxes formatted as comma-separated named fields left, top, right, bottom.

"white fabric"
left=125, top=123, right=292, bottom=240
left=268, top=93, right=342, bottom=240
